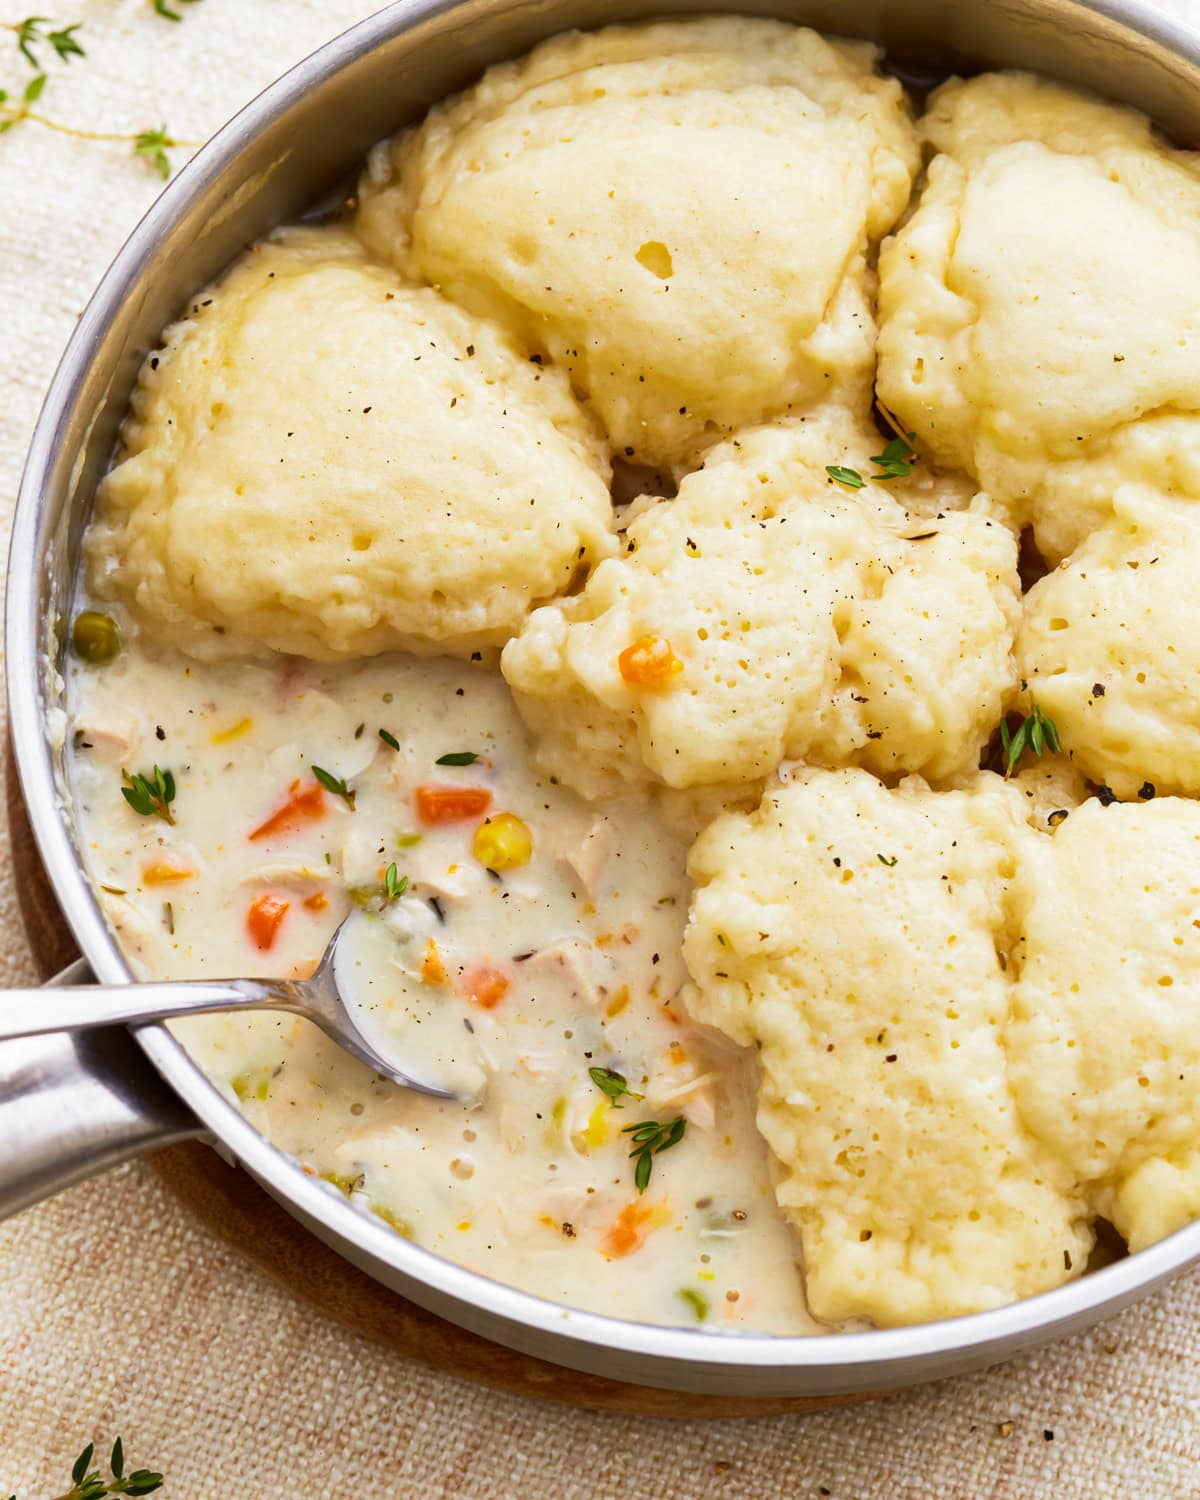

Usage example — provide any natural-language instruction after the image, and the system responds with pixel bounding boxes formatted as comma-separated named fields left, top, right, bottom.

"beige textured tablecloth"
left=3, top=2, right=1200, bottom=1493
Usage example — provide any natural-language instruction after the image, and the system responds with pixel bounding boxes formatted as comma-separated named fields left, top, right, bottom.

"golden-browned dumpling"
left=86, top=229, right=613, bottom=662
left=1018, top=489, right=1200, bottom=798
left=877, top=72, right=1200, bottom=563
left=357, top=18, right=919, bottom=470
left=502, top=415, right=1015, bottom=798
left=684, top=768, right=1092, bottom=1326
left=1009, top=798, right=1200, bottom=1251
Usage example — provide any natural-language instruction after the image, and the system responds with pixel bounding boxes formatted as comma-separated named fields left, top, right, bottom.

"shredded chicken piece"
left=72, top=705, right=143, bottom=759
left=560, top=815, right=615, bottom=896
left=238, top=859, right=335, bottom=893
left=98, top=891, right=160, bottom=972
left=645, top=1044, right=720, bottom=1132
left=526, top=936, right=600, bottom=1006
left=410, top=846, right=485, bottom=903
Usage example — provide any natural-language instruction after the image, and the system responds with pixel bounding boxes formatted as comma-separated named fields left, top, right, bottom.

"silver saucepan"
left=6, top=0, right=1200, bottom=1399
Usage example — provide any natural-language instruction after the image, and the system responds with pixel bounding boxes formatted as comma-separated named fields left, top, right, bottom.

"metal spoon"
left=0, top=916, right=454, bottom=1098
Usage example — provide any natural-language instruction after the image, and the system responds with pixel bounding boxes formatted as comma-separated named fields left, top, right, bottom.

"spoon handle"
left=0, top=979, right=285, bottom=1040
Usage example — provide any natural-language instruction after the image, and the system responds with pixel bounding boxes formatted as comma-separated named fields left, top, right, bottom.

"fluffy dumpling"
left=86, top=228, right=614, bottom=663
left=683, top=768, right=1091, bottom=1326
left=501, top=415, right=1016, bottom=798
left=877, top=72, right=1200, bottom=563
left=1008, top=798, right=1200, bottom=1251
left=1018, top=489, right=1200, bottom=798
left=357, top=18, right=919, bottom=471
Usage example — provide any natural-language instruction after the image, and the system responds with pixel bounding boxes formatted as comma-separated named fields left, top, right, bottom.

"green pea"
left=71, top=610, right=121, bottom=665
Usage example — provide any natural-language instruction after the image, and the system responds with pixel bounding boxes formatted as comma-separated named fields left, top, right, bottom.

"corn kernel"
left=583, top=1102, right=610, bottom=1149
left=472, top=812, right=533, bottom=871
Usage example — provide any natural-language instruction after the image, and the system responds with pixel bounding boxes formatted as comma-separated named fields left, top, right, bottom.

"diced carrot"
left=249, top=779, right=326, bottom=842
left=602, top=1199, right=669, bottom=1259
left=247, top=893, right=290, bottom=950
left=303, top=892, right=329, bottom=913
left=618, top=635, right=683, bottom=688
left=421, top=940, right=449, bottom=986
left=142, top=857, right=194, bottom=886
left=415, top=785, right=492, bottom=824
left=459, top=964, right=509, bottom=1009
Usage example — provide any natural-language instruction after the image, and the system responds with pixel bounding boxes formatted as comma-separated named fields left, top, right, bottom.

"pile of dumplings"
left=86, top=18, right=1200, bottom=1328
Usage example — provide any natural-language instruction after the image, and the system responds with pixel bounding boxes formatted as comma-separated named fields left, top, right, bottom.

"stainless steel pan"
left=6, top=0, right=1200, bottom=1399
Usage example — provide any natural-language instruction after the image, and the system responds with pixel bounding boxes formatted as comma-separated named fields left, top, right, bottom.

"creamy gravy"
left=66, top=639, right=819, bottom=1333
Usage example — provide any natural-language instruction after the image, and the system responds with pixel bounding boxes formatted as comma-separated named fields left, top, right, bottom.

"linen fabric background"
left=2, top=2, right=1200, bottom=1494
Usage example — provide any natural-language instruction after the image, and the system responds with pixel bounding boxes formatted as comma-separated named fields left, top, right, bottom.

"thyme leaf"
left=1000, top=703, right=1062, bottom=777
left=381, top=862, right=408, bottom=908
left=133, top=122, right=175, bottom=178
left=151, top=0, right=201, bottom=19
left=11, top=17, right=84, bottom=69
left=869, top=433, right=918, bottom=481
left=18, top=1435, right=165, bottom=1499
left=621, top=1114, right=686, bottom=1192
left=825, top=464, right=864, bottom=490
left=120, top=765, right=176, bottom=824
left=588, top=1065, right=643, bottom=1109
left=435, top=751, right=478, bottom=766
left=310, top=764, right=355, bottom=810
left=378, top=727, right=400, bottom=751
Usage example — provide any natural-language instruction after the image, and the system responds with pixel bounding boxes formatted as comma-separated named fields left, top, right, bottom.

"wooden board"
left=5, top=744, right=888, bottom=1416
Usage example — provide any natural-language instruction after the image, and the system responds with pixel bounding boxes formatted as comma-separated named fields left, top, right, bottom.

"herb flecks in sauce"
left=70, top=653, right=810, bottom=1332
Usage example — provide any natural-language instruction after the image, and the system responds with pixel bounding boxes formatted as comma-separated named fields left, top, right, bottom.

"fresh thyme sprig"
left=825, top=432, right=920, bottom=491
left=311, top=764, right=356, bottom=810
left=10, top=17, right=85, bottom=69
left=868, top=433, right=918, bottom=481
left=622, top=1115, right=686, bottom=1192
left=0, top=70, right=45, bottom=133
left=121, top=765, right=176, bottom=824
left=0, top=93, right=192, bottom=174
left=381, top=861, right=408, bottom=908
left=589, top=1065, right=643, bottom=1109
left=1000, top=703, right=1062, bottom=777
left=6, top=1435, right=165, bottom=1500
left=133, top=122, right=175, bottom=178
left=2, top=11, right=197, bottom=173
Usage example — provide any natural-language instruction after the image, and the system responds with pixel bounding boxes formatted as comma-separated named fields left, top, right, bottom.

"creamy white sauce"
left=66, top=638, right=820, bottom=1333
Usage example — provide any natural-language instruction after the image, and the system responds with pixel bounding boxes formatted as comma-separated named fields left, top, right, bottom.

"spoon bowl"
left=0, top=916, right=455, bottom=1098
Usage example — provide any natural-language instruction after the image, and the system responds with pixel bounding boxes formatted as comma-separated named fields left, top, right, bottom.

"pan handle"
left=0, top=958, right=202, bottom=1219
